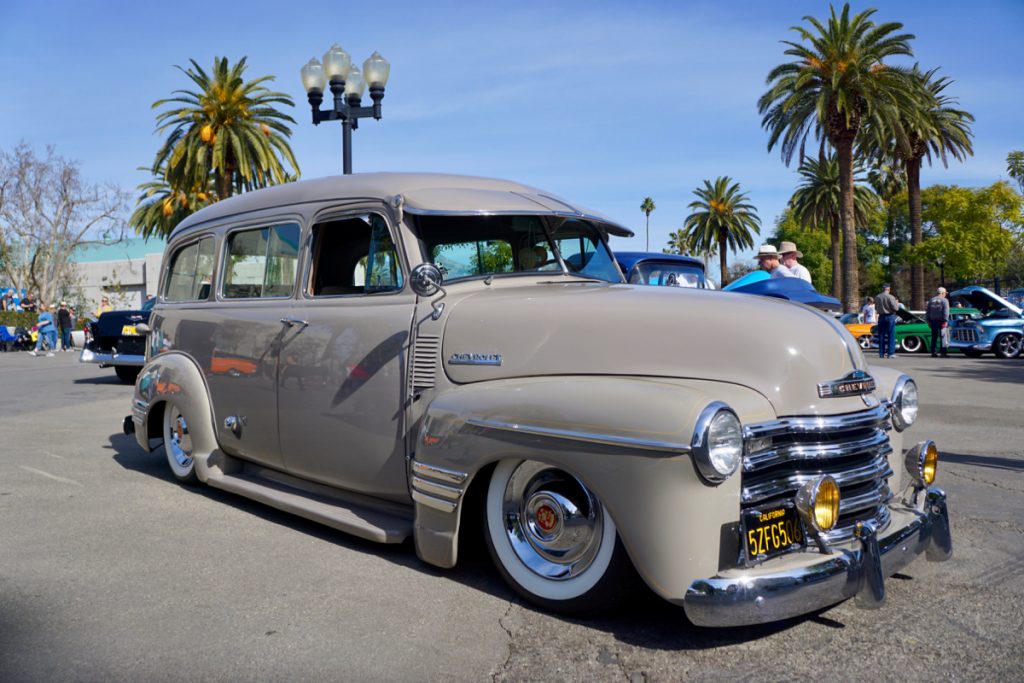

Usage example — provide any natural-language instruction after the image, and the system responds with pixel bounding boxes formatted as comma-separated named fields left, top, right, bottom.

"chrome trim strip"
left=745, top=430, right=889, bottom=470
left=465, top=417, right=692, bottom=455
left=744, top=404, right=891, bottom=439
left=411, top=490, right=457, bottom=514
left=682, top=490, right=950, bottom=627
left=411, top=476, right=462, bottom=501
left=411, top=461, right=467, bottom=485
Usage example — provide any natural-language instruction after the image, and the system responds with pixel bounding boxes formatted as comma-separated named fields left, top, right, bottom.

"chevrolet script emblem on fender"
left=448, top=353, right=503, bottom=366
left=817, top=370, right=876, bottom=398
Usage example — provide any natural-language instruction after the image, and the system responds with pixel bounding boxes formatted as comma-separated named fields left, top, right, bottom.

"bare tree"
left=0, top=143, right=128, bottom=305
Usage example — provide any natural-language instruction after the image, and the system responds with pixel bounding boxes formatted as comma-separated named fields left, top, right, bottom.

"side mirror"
left=410, top=263, right=444, bottom=297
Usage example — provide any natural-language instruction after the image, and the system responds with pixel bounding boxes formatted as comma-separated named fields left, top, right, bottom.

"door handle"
left=280, top=317, right=309, bottom=328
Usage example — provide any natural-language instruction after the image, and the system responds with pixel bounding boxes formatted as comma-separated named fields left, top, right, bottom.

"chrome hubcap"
left=501, top=462, right=603, bottom=580
left=999, top=336, right=1020, bottom=355
left=167, top=408, right=193, bottom=469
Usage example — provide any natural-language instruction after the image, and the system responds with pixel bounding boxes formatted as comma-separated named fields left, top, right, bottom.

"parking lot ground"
left=0, top=351, right=1022, bottom=681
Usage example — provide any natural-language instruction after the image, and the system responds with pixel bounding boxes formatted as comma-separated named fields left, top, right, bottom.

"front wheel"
left=484, top=460, right=636, bottom=615
left=163, top=404, right=199, bottom=484
left=900, top=336, right=923, bottom=353
left=858, top=335, right=873, bottom=350
left=994, top=334, right=1023, bottom=359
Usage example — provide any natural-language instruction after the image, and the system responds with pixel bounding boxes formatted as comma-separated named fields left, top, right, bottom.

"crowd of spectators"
left=1, top=289, right=87, bottom=356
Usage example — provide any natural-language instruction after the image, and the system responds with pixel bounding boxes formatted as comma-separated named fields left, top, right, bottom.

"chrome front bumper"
left=682, top=488, right=952, bottom=627
left=79, top=348, right=146, bottom=367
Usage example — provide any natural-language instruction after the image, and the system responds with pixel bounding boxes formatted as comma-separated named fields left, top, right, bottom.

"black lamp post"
left=936, top=256, right=945, bottom=289
left=301, top=44, right=391, bottom=174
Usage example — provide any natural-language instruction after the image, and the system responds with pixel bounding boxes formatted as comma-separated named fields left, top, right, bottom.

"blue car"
left=948, top=286, right=1024, bottom=358
left=725, top=275, right=842, bottom=312
left=614, top=252, right=710, bottom=288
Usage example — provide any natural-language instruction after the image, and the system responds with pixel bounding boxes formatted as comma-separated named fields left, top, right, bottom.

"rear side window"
left=164, top=237, right=215, bottom=302
left=223, top=223, right=300, bottom=299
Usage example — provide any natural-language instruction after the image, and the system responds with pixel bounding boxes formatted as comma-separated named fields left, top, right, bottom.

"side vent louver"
left=412, top=334, right=440, bottom=392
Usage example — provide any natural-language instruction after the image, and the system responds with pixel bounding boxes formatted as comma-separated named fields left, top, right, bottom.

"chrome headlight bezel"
left=691, top=402, right=743, bottom=485
left=890, top=375, right=918, bottom=432
left=904, top=440, right=938, bottom=487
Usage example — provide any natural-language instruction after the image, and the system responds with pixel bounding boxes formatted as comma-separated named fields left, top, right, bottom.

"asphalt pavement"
left=0, top=350, right=1021, bottom=681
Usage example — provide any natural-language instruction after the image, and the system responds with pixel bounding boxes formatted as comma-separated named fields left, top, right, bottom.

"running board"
left=205, top=464, right=414, bottom=544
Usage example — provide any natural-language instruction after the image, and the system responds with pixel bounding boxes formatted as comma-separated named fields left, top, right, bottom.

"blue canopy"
left=722, top=270, right=769, bottom=290
left=727, top=276, right=841, bottom=311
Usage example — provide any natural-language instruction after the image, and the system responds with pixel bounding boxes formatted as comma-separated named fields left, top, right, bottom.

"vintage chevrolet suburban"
left=126, top=173, right=951, bottom=626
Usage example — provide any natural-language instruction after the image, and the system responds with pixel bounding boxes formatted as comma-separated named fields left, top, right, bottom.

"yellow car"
left=839, top=313, right=874, bottom=349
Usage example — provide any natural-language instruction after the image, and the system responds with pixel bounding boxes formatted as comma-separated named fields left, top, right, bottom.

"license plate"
left=121, top=325, right=138, bottom=336
left=743, top=505, right=805, bottom=562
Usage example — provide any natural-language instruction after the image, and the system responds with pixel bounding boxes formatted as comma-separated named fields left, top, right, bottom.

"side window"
left=223, top=224, right=300, bottom=299
left=309, top=214, right=403, bottom=296
left=164, top=236, right=215, bottom=302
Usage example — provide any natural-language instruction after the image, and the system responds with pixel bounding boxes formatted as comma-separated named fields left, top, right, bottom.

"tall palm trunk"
left=906, top=158, right=924, bottom=310
left=718, top=234, right=729, bottom=286
left=829, top=208, right=842, bottom=300
left=645, top=214, right=650, bottom=251
left=837, top=138, right=860, bottom=313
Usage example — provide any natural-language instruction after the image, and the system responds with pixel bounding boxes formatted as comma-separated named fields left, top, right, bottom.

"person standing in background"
left=57, top=301, right=74, bottom=352
left=1, top=289, right=13, bottom=311
left=779, top=241, right=812, bottom=284
left=21, top=292, right=37, bottom=312
left=94, top=296, right=112, bottom=318
left=861, top=297, right=877, bottom=324
left=926, top=286, right=950, bottom=358
left=756, top=245, right=796, bottom=279
left=875, top=284, right=901, bottom=358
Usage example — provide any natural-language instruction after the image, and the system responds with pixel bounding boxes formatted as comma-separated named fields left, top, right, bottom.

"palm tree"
left=759, top=3, right=916, bottom=311
left=790, top=154, right=878, bottom=299
left=682, top=177, right=760, bottom=286
left=867, top=163, right=906, bottom=285
left=640, top=197, right=656, bottom=251
left=895, top=67, right=973, bottom=309
left=664, top=229, right=689, bottom=255
left=129, top=166, right=215, bottom=240
left=151, top=56, right=300, bottom=202
left=1008, top=151, right=1024, bottom=194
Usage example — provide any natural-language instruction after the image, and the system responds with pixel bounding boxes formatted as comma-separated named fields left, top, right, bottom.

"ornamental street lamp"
left=936, top=256, right=945, bottom=289
left=301, top=44, right=390, bottom=174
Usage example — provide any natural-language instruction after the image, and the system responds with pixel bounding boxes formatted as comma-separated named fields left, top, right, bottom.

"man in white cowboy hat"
left=779, top=241, right=812, bottom=284
left=756, top=244, right=796, bottom=279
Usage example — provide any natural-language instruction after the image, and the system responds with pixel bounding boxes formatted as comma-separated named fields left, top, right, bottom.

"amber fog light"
left=904, top=440, right=939, bottom=487
left=795, top=475, right=841, bottom=533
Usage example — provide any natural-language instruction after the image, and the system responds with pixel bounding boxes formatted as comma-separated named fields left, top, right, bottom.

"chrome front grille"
left=951, top=328, right=978, bottom=343
left=743, top=404, right=894, bottom=546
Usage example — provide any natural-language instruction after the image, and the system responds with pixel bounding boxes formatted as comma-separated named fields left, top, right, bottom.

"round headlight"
left=691, top=403, right=743, bottom=484
left=904, top=440, right=939, bottom=487
left=891, top=376, right=918, bottom=432
left=795, top=475, right=841, bottom=533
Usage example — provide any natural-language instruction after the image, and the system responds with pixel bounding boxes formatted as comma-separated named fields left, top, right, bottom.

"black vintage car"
left=79, top=298, right=153, bottom=383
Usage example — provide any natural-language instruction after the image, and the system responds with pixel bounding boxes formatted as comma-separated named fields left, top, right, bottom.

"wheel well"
left=456, top=462, right=497, bottom=564
left=147, top=401, right=166, bottom=445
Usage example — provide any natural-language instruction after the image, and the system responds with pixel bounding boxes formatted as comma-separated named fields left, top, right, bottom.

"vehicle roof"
left=613, top=251, right=705, bottom=272
left=170, top=173, right=634, bottom=240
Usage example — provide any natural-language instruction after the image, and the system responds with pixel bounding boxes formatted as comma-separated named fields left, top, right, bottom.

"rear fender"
left=133, top=352, right=228, bottom=483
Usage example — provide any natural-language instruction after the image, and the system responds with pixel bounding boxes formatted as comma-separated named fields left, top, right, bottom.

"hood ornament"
left=817, top=370, right=875, bottom=398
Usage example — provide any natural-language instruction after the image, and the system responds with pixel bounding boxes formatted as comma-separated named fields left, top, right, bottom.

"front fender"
left=411, top=375, right=775, bottom=602
left=133, top=352, right=223, bottom=483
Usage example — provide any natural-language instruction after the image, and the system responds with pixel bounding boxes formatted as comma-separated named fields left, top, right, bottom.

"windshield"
left=628, top=262, right=706, bottom=288
left=410, top=214, right=622, bottom=283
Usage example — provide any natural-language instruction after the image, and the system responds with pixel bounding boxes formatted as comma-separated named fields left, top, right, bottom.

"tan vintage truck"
left=126, top=173, right=951, bottom=626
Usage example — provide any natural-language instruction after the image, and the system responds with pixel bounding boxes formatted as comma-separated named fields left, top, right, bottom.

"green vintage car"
left=872, top=306, right=980, bottom=353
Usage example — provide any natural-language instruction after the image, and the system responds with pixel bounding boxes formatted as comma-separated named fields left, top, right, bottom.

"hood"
left=440, top=281, right=870, bottom=416
left=950, top=286, right=1023, bottom=317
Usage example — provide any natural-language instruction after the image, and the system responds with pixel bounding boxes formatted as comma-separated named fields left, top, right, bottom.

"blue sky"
left=1, top=0, right=1021, bottom=270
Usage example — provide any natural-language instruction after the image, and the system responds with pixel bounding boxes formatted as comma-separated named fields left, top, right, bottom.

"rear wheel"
left=900, top=336, right=923, bottom=353
left=115, top=365, right=140, bottom=384
left=484, top=459, right=636, bottom=615
left=163, top=404, right=198, bottom=484
left=994, top=334, right=1022, bottom=359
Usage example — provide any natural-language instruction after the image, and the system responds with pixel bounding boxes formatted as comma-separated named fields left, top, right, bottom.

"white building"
left=71, top=237, right=166, bottom=311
